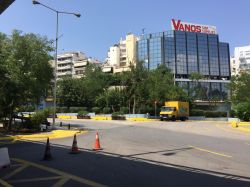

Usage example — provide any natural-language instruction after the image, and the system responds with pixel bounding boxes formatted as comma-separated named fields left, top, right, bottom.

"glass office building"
left=137, top=30, right=230, bottom=100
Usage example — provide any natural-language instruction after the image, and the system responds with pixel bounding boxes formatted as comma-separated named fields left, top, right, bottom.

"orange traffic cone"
left=43, top=137, right=52, bottom=161
left=70, top=134, right=80, bottom=154
left=93, top=132, right=102, bottom=150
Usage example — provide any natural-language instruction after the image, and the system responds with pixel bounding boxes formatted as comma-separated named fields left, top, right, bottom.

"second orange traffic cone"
left=70, top=134, right=80, bottom=154
left=93, top=132, right=102, bottom=150
left=43, top=137, right=52, bottom=161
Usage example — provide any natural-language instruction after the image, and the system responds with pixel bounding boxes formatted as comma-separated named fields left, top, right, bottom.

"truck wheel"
left=172, top=116, right=176, bottom=121
left=160, top=118, right=163, bottom=121
left=180, top=117, right=185, bottom=121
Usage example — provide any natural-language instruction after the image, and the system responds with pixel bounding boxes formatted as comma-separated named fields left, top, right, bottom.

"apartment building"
left=52, top=51, right=101, bottom=79
left=232, top=45, right=250, bottom=75
left=104, top=33, right=138, bottom=73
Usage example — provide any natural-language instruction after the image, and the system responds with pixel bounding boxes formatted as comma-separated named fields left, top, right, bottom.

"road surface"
left=1, top=119, right=250, bottom=186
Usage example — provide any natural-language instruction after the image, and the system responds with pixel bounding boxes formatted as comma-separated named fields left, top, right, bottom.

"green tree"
left=189, top=72, right=207, bottom=100
left=230, top=71, right=250, bottom=121
left=57, top=77, right=86, bottom=108
left=95, top=88, right=127, bottom=112
left=121, top=61, right=149, bottom=114
left=81, top=64, right=111, bottom=108
left=57, top=64, right=112, bottom=109
left=230, top=72, right=250, bottom=104
left=0, top=30, right=53, bottom=129
left=146, top=64, right=188, bottom=111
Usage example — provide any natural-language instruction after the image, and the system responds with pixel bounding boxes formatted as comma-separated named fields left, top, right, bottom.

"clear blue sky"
left=0, top=0, right=249, bottom=61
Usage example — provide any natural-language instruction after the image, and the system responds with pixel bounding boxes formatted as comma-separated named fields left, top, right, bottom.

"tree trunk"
left=133, top=96, right=136, bottom=114
left=3, top=117, right=7, bottom=129
left=128, top=100, right=131, bottom=114
left=8, top=112, right=13, bottom=131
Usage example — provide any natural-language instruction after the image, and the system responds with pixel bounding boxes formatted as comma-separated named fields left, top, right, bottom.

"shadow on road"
left=124, top=147, right=193, bottom=157
left=1, top=141, right=250, bottom=187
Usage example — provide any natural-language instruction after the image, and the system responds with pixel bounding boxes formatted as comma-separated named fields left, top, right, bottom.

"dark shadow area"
left=162, top=152, right=176, bottom=156
left=1, top=141, right=250, bottom=187
left=125, top=147, right=193, bottom=157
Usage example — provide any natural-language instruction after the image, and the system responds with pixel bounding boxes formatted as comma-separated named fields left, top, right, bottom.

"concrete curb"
left=56, top=116, right=158, bottom=122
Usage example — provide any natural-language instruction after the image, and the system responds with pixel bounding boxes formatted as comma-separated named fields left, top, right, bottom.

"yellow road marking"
left=189, top=145, right=232, bottom=158
left=3, top=164, right=28, bottom=180
left=52, top=177, right=70, bottom=187
left=11, top=158, right=107, bottom=187
left=0, top=179, right=12, bottom=187
left=8, top=176, right=63, bottom=183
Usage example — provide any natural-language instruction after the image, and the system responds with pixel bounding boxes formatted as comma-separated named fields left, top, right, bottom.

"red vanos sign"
left=171, top=19, right=217, bottom=34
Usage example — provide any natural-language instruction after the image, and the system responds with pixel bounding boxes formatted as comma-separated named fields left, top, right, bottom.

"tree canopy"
left=56, top=62, right=188, bottom=114
left=0, top=30, right=54, bottom=129
left=230, top=71, right=250, bottom=121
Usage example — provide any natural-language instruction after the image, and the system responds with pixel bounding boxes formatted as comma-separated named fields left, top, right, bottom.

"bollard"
left=60, top=122, right=62, bottom=127
left=68, top=124, right=71, bottom=130
left=232, top=121, right=238, bottom=128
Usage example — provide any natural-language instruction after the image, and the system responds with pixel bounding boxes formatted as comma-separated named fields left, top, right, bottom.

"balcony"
left=57, top=65, right=72, bottom=70
left=57, top=71, right=72, bottom=76
left=74, top=61, right=88, bottom=67
left=113, top=66, right=131, bottom=73
left=57, top=59, right=72, bottom=64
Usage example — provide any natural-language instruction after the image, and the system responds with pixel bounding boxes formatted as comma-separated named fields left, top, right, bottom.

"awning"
left=0, top=0, right=15, bottom=15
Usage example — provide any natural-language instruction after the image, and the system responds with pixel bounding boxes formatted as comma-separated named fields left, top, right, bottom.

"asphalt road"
left=1, top=119, right=250, bottom=187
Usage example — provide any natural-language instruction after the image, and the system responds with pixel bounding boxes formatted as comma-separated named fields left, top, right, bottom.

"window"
left=187, top=32, right=198, bottom=74
left=219, top=43, right=230, bottom=77
left=149, top=37, right=162, bottom=69
left=197, top=33, right=209, bottom=76
left=175, top=31, right=187, bottom=75
left=164, top=31, right=175, bottom=72
left=208, top=35, right=219, bottom=76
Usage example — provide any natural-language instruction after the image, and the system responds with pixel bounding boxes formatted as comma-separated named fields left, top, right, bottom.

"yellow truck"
left=160, top=101, right=189, bottom=121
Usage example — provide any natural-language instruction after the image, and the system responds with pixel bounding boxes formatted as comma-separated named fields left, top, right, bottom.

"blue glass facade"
left=137, top=30, right=231, bottom=100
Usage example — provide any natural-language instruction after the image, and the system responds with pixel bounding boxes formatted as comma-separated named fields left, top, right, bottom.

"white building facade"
left=104, top=33, right=138, bottom=73
left=53, top=51, right=102, bottom=79
left=232, top=45, right=250, bottom=75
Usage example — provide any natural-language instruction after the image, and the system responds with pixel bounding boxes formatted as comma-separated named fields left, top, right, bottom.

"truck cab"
left=160, top=106, right=177, bottom=121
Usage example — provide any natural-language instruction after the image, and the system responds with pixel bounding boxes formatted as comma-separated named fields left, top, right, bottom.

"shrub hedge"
left=190, top=110, right=227, bottom=117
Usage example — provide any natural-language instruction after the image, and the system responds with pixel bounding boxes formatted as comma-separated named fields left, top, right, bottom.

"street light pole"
left=53, top=11, right=58, bottom=129
left=33, top=0, right=81, bottom=129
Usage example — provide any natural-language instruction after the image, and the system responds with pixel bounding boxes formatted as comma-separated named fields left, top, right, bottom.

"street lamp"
left=33, top=0, right=81, bottom=129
